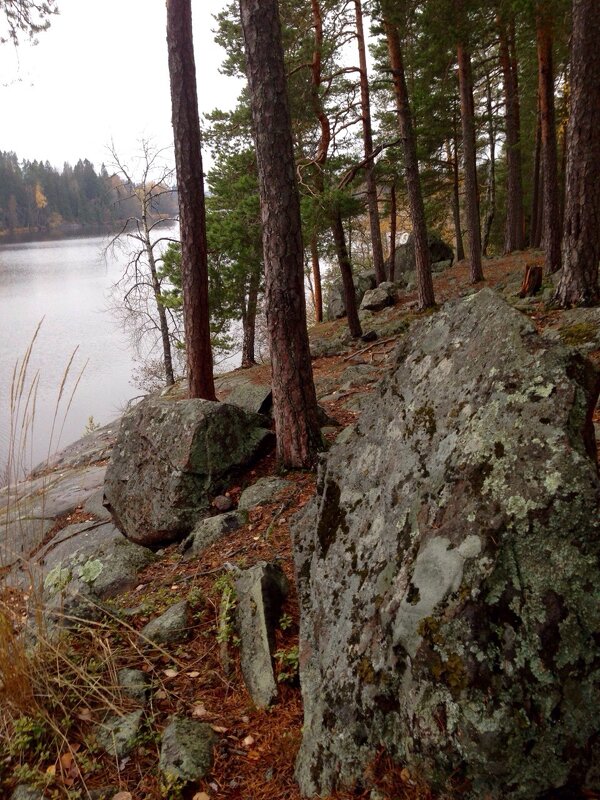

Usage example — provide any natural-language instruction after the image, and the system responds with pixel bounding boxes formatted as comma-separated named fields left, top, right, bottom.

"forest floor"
left=1, top=251, right=599, bottom=800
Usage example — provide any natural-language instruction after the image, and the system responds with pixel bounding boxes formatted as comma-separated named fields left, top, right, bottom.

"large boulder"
left=326, top=270, right=377, bottom=321
left=103, top=397, right=273, bottom=545
left=391, top=231, right=454, bottom=278
left=293, top=289, right=600, bottom=799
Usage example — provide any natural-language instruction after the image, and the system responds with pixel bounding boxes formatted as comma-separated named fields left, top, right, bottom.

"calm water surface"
left=0, top=234, right=141, bottom=472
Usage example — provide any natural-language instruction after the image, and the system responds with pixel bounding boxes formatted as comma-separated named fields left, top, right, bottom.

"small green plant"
left=9, top=715, right=51, bottom=760
left=274, top=645, right=299, bottom=684
left=279, top=612, right=293, bottom=631
left=83, top=415, right=100, bottom=435
left=215, top=575, right=238, bottom=648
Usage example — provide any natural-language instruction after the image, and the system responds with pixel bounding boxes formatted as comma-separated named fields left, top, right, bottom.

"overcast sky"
left=0, top=0, right=242, bottom=171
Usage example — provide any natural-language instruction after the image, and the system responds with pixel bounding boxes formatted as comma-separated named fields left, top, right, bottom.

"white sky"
left=0, top=0, right=242, bottom=171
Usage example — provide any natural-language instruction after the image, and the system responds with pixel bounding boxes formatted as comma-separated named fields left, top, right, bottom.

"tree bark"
left=166, top=0, right=215, bottom=400
left=556, top=0, right=600, bottom=306
left=384, top=17, right=435, bottom=309
left=331, top=209, right=362, bottom=338
left=310, top=233, right=323, bottom=323
left=241, top=268, right=260, bottom=367
left=482, top=71, right=496, bottom=257
left=456, top=37, right=484, bottom=282
left=536, top=4, right=561, bottom=273
left=240, top=0, right=322, bottom=468
left=388, top=181, right=397, bottom=281
left=447, top=127, right=465, bottom=261
left=499, top=14, right=524, bottom=252
left=531, top=106, right=543, bottom=248
left=142, top=209, right=175, bottom=387
left=354, top=0, right=386, bottom=285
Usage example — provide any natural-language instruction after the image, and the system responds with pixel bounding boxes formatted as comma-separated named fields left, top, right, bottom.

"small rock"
left=238, top=477, right=292, bottom=510
left=159, top=716, right=216, bottom=782
left=213, top=494, right=234, bottom=512
left=11, top=787, right=44, bottom=800
left=96, top=709, right=144, bottom=758
left=140, top=601, right=192, bottom=645
left=360, top=282, right=396, bottom=312
left=118, top=668, right=150, bottom=704
left=180, top=511, right=248, bottom=560
left=235, top=562, right=289, bottom=708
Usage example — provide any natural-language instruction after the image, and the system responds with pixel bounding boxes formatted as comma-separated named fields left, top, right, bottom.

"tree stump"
left=519, top=264, right=543, bottom=297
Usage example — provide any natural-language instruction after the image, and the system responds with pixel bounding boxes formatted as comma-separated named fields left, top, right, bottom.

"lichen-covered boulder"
left=293, top=289, right=600, bottom=800
left=326, top=270, right=377, bottom=321
left=360, top=282, right=397, bottom=312
left=103, top=397, right=273, bottom=545
left=390, top=230, right=454, bottom=277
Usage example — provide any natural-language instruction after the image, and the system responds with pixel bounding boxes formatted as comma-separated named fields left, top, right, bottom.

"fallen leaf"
left=112, top=793, right=133, bottom=800
left=60, top=752, right=74, bottom=769
left=163, top=668, right=179, bottom=678
left=77, top=709, right=92, bottom=722
left=155, top=689, right=168, bottom=700
left=46, top=764, right=56, bottom=776
left=210, top=724, right=228, bottom=733
left=400, top=767, right=411, bottom=783
left=186, top=671, right=200, bottom=678
left=192, top=794, right=210, bottom=800
left=192, top=704, right=208, bottom=718
left=242, top=735, right=255, bottom=747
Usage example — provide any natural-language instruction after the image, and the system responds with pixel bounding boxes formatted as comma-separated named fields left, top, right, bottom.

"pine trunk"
left=536, top=6, right=561, bottom=273
left=310, top=234, right=323, bottom=323
left=240, top=0, right=322, bottom=468
left=354, top=0, right=386, bottom=285
left=482, top=72, right=496, bottom=257
left=531, top=108, right=543, bottom=248
left=388, top=182, right=397, bottom=281
left=556, top=0, right=600, bottom=306
left=143, top=211, right=175, bottom=387
left=166, top=0, right=215, bottom=400
left=385, top=19, right=435, bottom=309
left=499, top=16, right=524, bottom=252
left=331, top=210, right=362, bottom=338
left=457, top=39, right=484, bottom=282
left=241, top=268, right=260, bottom=367
left=448, top=130, right=465, bottom=261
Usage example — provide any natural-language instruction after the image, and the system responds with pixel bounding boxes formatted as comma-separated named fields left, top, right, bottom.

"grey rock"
left=140, top=600, right=192, bottom=646
left=339, top=364, right=381, bottom=390
left=96, top=709, right=144, bottom=758
left=360, top=282, right=396, bottom=312
left=103, top=396, right=273, bottom=545
left=159, top=716, right=216, bottom=782
left=213, top=494, right=234, bottom=512
left=389, top=231, right=454, bottom=276
left=326, top=271, right=377, bottom=321
left=118, top=668, right=150, bottom=704
left=226, top=382, right=272, bottom=416
left=293, top=288, right=600, bottom=799
left=235, top=562, right=289, bottom=708
left=11, top=786, right=44, bottom=800
left=543, top=306, right=600, bottom=354
left=83, top=488, right=112, bottom=521
left=238, top=477, right=293, bottom=510
left=29, top=420, right=119, bottom=476
left=180, top=510, right=248, bottom=560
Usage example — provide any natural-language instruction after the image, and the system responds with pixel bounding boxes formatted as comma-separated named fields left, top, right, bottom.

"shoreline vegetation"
left=0, top=216, right=176, bottom=245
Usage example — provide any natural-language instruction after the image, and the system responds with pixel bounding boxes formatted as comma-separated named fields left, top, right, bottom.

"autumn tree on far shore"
left=239, top=0, right=322, bottom=468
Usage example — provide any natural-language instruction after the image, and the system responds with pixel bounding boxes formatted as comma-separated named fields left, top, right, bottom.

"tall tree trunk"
left=240, top=0, right=322, bottom=468
left=499, top=14, right=524, bottom=252
left=536, top=4, right=561, bottom=273
left=384, top=16, right=435, bottom=309
left=166, top=0, right=215, bottom=400
left=142, top=210, right=175, bottom=386
left=556, top=0, right=600, bottom=306
left=331, top=209, right=362, bottom=338
left=456, top=38, right=484, bottom=282
left=448, top=127, right=465, bottom=261
left=241, top=268, right=260, bottom=367
left=530, top=106, right=543, bottom=248
left=310, top=233, right=323, bottom=323
left=388, top=181, right=397, bottom=281
left=354, top=0, right=386, bottom=285
left=482, top=72, right=496, bottom=256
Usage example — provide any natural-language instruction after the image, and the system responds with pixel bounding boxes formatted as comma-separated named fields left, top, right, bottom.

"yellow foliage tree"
left=34, top=182, right=47, bottom=209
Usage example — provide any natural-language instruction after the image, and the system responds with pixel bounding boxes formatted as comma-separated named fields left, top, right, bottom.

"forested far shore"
left=0, top=150, right=179, bottom=238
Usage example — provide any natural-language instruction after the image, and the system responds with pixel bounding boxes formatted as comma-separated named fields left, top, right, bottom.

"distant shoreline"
left=0, top=217, right=177, bottom=246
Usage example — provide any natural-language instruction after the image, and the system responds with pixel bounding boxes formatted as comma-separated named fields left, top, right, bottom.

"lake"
left=0, top=232, right=152, bottom=476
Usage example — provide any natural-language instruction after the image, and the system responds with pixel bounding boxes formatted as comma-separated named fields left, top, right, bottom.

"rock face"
left=293, top=289, right=600, bottom=799
left=391, top=231, right=454, bottom=277
left=235, top=562, right=289, bottom=708
left=103, top=397, right=273, bottom=545
left=326, top=270, right=376, bottom=321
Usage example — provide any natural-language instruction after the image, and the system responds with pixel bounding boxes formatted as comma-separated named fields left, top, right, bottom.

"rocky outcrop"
left=326, top=271, right=376, bottom=321
left=293, top=289, right=600, bottom=799
left=391, top=231, right=454, bottom=279
left=235, top=562, right=289, bottom=708
left=103, top=397, right=273, bottom=545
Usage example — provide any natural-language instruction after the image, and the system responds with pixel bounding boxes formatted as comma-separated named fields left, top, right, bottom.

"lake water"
left=0, top=233, right=145, bottom=475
